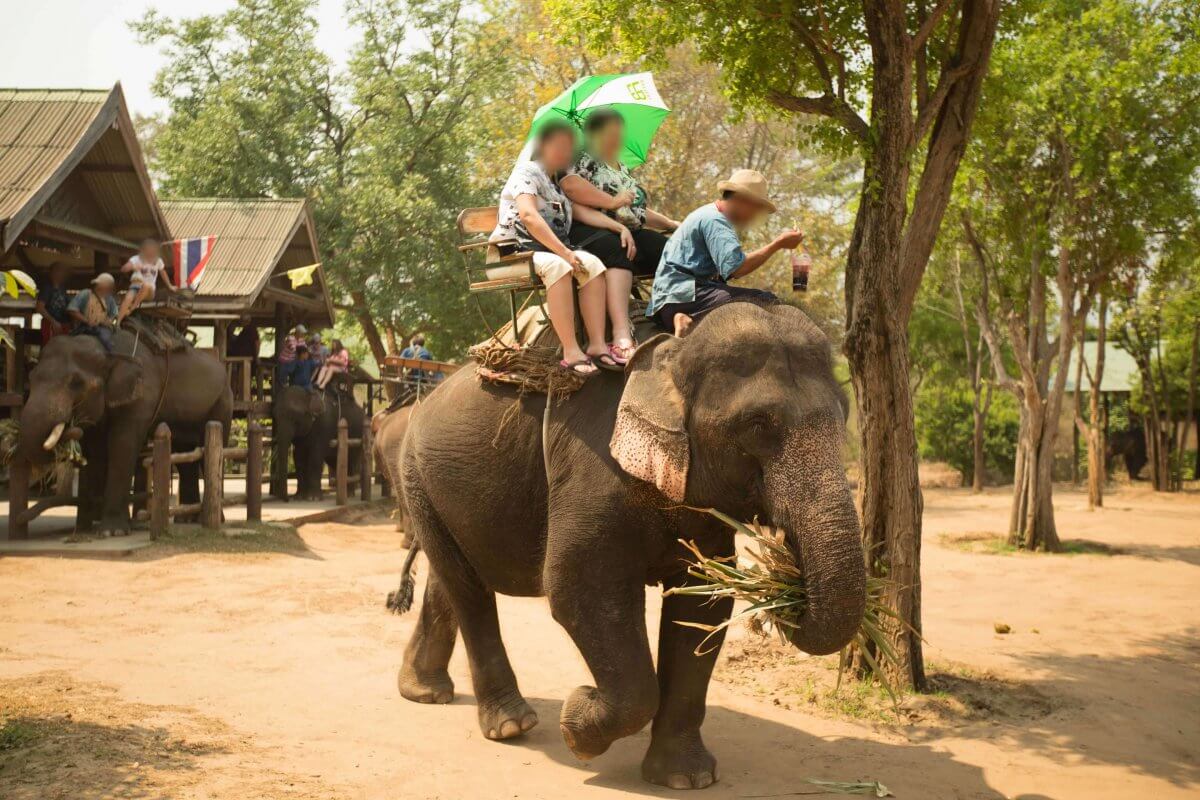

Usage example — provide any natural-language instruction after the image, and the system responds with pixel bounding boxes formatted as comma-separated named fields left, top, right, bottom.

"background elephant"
left=372, top=400, right=415, bottom=545
left=1106, top=427, right=1148, bottom=480
left=397, top=302, right=864, bottom=790
left=271, top=385, right=364, bottom=501
left=17, top=330, right=232, bottom=536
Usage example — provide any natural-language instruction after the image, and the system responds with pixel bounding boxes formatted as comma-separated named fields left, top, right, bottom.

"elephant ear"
left=609, top=334, right=689, bottom=502
left=105, top=354, right=144, bottom=409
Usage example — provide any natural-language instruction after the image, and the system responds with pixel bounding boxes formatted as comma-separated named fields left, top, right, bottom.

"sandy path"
left=0, top=486, right=1196, bottom=799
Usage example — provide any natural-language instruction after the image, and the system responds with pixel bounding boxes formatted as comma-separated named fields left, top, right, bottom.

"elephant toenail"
left=499, top=720, right=521, bottom=738
left=694, top=772, right=714, bottom=789
left=520, top=712, right=538, bottom=731
left=667, top=774, right=692, bottom=790
left=487, top=728, right=497, bottom=739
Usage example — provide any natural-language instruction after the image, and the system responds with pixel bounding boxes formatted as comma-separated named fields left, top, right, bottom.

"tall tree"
left=960, top=0, right=1200, bottom=545
left=550, top=0, right=1002, bottom=689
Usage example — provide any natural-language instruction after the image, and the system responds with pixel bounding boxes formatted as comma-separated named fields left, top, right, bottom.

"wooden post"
left=360, top=420, right=373, bottom=502
left=150, top=423, right=171, bottom=539
left=202, top=420, right=224, bottom=530
left=246, top=421, right=263, bottom=522
left=7, top=458, right=29, bottom=539
left=336, top=418, right=349, bottom=506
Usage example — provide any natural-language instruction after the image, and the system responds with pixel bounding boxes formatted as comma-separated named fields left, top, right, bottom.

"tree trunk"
left=1085, top=299, right=1109, bottom=508
left=1186, top=320, right=1199, bottom=484
left=972, top=403, right=986, bottom=492
left=350, top=290, right=389, bottom=367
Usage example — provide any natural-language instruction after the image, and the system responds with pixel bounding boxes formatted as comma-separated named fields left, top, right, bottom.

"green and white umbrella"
left=519, top=72, right=669, bottom=168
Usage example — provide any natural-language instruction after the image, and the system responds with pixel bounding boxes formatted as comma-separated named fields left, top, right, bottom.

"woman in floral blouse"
left=561, top=109, right=681, bottom=364
left=492, top=120, right=630, bottom=375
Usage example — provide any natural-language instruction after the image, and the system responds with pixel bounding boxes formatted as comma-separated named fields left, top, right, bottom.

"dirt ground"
left=1, top=486, right=1197, bottom=800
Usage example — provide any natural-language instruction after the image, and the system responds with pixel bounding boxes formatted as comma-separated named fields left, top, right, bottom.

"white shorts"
left=532, top=250, right=605, bottom=288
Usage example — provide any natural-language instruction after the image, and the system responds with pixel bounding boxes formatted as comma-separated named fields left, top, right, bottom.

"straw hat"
left=91, top=273, right=115, bottom=288
left=717, top=169, right=777, bottom=213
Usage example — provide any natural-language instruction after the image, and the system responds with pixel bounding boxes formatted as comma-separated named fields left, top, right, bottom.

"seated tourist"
left=307, top=331, right=329, bottom=365
left=400, top=334, right=437, bottom=384
left=291, top=345, right=317, bottom=390
left=316, top=339, right=350, bottom=389
left=647, top=169, right=804, bottom=337
left=561, top=109, right=681, bottom=363
left=35, top=263, right=71, bottom=344
left=117, top=238, right=173, bottom=323
left=276, top=324, right=307, bottom=386
left=67, top=273, right=120, bottom=352
left=492, top=119, right=627, bottom=375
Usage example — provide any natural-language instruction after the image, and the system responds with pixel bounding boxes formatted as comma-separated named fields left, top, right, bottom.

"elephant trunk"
left=765, top=426, right=866, bottom=656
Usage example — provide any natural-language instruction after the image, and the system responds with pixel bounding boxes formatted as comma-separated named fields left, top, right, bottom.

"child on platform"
left=118, top=238, right=173, bottom=323
left=316, top=339, right=350, bottom=389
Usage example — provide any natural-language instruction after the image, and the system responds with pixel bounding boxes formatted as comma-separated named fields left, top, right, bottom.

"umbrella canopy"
left=520, top=72, right=669, bottom=168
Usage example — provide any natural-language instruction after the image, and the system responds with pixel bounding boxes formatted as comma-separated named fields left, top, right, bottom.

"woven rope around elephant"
left=469, top=338, right=588, bottom=399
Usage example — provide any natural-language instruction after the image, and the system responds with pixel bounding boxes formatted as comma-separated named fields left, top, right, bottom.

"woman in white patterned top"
left=561, top=109, right=681, bottom=364
left=492, top=120, right=632, bottom=375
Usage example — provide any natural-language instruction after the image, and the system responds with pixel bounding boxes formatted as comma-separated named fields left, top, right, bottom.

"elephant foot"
left=642, top=730, right=719, bottom=790
left=559, top=685, right=617, bottom=760
left=478, top=689, right=539, bottom=741
left=397, top=666, right=454, bottom=705
left=93, top=520, right=132, bottom=537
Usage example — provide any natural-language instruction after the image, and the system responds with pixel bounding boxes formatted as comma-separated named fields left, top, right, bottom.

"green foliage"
left=133, top=0, right=508, bottom=358
left=915, top=381, right=1019, bottom=483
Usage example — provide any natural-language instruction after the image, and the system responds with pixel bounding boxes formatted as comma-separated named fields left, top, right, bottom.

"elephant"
left=270, top=384, right=365, bottom=501
left=396, top=302, right=865, bottom=790
left=1105, top=427, right=1148, bottom=480
left=16, top=329, right=232, bottom=536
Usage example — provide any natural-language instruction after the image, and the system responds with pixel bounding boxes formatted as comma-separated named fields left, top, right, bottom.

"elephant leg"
left=177, top=460, right=201, bottom=513
left=642, top=571, right=734, bottom=790
left=97, top=423, right=147, bottom=536
left=547, top=565, right=659, bottom=761
left=302, top=437, right=326, bottom=500
left=406, top=492, right=536, bottom=740
left=397, top=567, right=457, bottom=704
left=75, top=431, right=106, bottom=531
left=270, top=438, right=291, bottom=500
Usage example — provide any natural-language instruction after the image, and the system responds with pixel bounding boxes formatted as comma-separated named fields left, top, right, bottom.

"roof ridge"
left=0, top=88, right=110, bottom=96
left=160, top=197, right=306, bottom=204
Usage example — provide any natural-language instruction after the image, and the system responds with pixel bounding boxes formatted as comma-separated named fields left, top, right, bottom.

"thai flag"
left=169, top=236, right=216, bottom=290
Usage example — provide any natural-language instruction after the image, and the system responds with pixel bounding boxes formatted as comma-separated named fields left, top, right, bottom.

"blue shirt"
left=646, top=203, right=746, bottom=317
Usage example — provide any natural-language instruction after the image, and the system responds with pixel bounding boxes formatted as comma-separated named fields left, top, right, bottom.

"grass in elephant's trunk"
left=0, top=417, right=86, bottom=484
left=666, top=508, right=910, bottom=714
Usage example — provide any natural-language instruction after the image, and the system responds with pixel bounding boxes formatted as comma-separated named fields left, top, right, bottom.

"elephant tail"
left=385, top=539, right=421, bottom=614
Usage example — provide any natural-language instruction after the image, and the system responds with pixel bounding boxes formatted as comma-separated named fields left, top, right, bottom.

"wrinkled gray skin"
left=372, top=403, right=414, bottom=546
left=398, top=303, right=865, bottom=790
left=270, top=385, right=365, bottom=501
left=17, top=330, right=232, bottom=536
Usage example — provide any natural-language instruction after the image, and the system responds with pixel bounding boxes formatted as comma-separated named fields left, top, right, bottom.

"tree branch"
left=913, top=0, right=957, bottom=50
left=766, top=90, right=869, bottom=141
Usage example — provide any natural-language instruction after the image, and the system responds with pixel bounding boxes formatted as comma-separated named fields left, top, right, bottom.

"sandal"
left=560, top=358, right=598, bottom=376
left=608, top=341, right=636, bottom=365
left=589, top=351, right=623, bottom=372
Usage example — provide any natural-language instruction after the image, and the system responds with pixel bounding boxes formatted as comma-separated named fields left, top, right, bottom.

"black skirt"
left=568, top=222, right=668, bottom=277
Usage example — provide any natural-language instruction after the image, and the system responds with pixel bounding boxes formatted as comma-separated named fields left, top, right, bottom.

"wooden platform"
left=0, top=479, right=384, bottom=558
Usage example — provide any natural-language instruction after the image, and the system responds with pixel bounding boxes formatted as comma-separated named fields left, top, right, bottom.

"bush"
left=915, top=381, right=1020, bottom=485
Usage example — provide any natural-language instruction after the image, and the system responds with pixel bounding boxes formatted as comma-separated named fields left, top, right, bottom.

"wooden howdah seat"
left=458, top=206, right=545, bottom=341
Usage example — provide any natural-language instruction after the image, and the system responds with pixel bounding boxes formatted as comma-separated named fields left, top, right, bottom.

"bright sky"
left=0, top=0, right=354, bottom=117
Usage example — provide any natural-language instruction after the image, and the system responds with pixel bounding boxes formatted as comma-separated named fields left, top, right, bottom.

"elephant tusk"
left=42, top=422, right=67, bottom=451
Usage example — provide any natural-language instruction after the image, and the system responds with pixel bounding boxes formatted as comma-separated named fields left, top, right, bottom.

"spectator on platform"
left=35, top=263, right=71, bottom=344
left=400, top=334, right=438, bottom=384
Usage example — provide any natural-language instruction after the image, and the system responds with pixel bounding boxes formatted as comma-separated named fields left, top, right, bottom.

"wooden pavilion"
left=159, top=198, right=336, bottom=415
left=0, top=84, right=169, bottom=411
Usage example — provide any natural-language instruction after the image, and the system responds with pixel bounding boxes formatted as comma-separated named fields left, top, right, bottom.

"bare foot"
left=673, top=313, right=694, bottom=337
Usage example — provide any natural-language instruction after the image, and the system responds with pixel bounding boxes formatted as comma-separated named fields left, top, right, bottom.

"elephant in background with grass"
left=395, top=302, right=864, bottom=790
left=16, top=330, right=231, bottom=536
